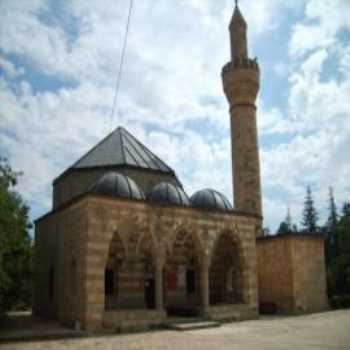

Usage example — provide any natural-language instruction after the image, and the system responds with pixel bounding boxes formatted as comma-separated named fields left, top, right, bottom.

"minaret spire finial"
left=230, top=0, right=248, bottom=60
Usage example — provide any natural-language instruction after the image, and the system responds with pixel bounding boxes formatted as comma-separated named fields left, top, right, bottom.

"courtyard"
left=2, top=310, right=350, bottom=350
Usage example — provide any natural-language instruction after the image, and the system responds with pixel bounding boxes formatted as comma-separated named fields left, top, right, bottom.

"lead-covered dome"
left=89, top=172, right=144, bottom=200
left=190, top=189, right=233, bottom=212
left=147, top=182, right=190, bottom=207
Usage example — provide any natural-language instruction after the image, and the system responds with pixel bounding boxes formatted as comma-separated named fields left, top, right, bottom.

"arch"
left=165, top=229, right=203, bottom=316
left=137, top=232, right=158, bottom=309
left=135, top=231, right=158, bottom=262
left=108, top=214, right=148, bottom=259
left=104, top=228, right=160, bottom=311
left=104, top=230, right=125, bottom=310
left=209, top=231, right=244, bottom=305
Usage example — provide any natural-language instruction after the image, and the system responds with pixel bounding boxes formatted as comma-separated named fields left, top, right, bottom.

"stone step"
left=168, top=321, right=221, bottom=331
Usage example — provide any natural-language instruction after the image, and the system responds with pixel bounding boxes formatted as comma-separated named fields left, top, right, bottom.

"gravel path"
left=2, top=310, right=350, bottom=350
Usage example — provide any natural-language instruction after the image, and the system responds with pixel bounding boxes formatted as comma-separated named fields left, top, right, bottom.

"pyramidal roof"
left=70, top=127, right=175, bottom=174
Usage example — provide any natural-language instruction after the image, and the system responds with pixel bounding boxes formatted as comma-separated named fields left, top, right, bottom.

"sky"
left=0, top=0, right=350, bottom=233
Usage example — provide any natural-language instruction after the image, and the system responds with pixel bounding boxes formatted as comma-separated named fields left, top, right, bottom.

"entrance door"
left=145, top=278, right=155, bottom=309
left=186, top=268, right=195, bottom=296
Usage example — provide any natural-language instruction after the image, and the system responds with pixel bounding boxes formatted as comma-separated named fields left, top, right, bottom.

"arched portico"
left=104, top=228, right=159, bottom=310
left=104, top=230, right=125, bottom=310
left=209, top=231, right=244, bottom=305
left=165, top=230, right=203, bottom=316
left=81, top=204, right=258, bottom=331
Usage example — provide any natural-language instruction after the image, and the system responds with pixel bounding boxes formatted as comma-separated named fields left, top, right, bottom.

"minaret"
left=222, top=1, right=263, bottom=233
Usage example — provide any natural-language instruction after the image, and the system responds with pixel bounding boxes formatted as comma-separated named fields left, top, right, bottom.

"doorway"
left=145, top=278, right=155, bottom=309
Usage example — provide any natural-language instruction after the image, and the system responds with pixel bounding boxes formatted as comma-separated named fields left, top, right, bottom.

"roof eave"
left=52, top=164, right=178, bottom=185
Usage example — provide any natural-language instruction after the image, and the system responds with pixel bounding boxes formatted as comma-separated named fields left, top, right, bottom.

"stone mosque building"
left=34, top=4, right=328, bottom=331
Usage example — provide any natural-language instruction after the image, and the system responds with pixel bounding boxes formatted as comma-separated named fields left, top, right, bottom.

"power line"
left=109, top=0, right=134, bottom=132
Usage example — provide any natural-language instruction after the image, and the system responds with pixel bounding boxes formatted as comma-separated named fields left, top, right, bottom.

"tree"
left=262, top=227, right=271, bottom=236
left=276, top=207, right=298, bottom=235
left=328, top=202, right=350, bottom=297
left=301, top=186, right=319, bottom=233
left=0, top=158, right=33, bottom=313
left=276, top=221, right=290, bottom=235
left=325, top=187, right=339, bottom=265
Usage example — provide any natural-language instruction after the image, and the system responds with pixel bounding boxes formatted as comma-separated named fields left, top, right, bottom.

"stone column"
left=201, top=257, right=210, bottom=315
left=155, top=262, right=164, bottom=311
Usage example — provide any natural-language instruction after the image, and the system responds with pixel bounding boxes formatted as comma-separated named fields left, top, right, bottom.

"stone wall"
left=256, top=235, right=294, bottom=311
left=83, top=195, right=259, bottom=330
left=53, top=167, right=181, bottom=209
left=35, top=193, right=259, bottom=331
left=34, top=200, right=88, bottom=327
left=256, top=234, right=328, bottom=314
left=33, top=214, right=60, bottom=319
left=291, top=236, right=329, bottom=313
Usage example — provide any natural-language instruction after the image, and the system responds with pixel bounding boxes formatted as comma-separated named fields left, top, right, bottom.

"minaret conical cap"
left=229, top=4, right=247, bottom=30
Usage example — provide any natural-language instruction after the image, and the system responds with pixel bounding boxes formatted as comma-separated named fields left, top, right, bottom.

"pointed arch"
left=136, top=230, right=158, bottom=262
left=104, top=230, right=125, bottom=310
left=106, top=230, right=126, bottom=266
left=164, top=228, right=203, bottom=316
left=209, top=230, right=244, bottom=305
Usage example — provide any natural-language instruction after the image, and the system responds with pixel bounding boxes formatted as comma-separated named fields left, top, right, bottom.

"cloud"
left=290, top=0, right=350, bottom=57
left=0, top=57, right=25, bottom=78
left=0, top=0, right=349, bottom=234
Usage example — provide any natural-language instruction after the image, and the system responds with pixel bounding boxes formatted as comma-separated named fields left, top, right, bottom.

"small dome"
left=147, top=182, right=190, bottom=207
left=90, top=172, right=144, bottom=200
left=190, top=189, right=233, bottom=212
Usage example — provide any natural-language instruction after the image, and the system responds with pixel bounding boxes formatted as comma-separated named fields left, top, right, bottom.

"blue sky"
left=1, top=0, right=350, bottom=232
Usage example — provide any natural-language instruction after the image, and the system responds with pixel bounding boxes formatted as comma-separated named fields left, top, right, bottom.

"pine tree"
left=276, top=221, right=289, bottom=235
left=286, top=207, right=292, bottom=232
left=328, top=202, right=350, bottom=296
left=262, top=227, right=271, bottom=236
left=292, top=224, right=298, bottom=233
left=276, top=207, right=295, bottom=235
left=301, top=186, right=319, bottom=233
left=325, top=187, right=339, bottom=264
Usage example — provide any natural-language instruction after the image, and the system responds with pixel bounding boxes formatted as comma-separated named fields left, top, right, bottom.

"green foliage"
left=262, top=227, right=271, bottom=236
left=301, top=186, right=319, bottom=233
left=327, top=202, right=350, bottom=298
left=325, top=188, right=339, bottom=265
left=0, top=158, right=33, bottom=313
left=276, top=221, right=290, bottom=235
left=276, top=207, right=298, bottom=235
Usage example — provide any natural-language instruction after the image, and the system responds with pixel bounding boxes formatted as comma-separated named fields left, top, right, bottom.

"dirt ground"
left=1, top=310, right=350, bottom=350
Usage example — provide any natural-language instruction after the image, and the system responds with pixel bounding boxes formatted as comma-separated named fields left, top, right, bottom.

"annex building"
left=34, top=4, right=328, bottom=331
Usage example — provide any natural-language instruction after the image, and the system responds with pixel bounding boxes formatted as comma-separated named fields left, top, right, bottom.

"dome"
left=89, top=172, right=144, bottom=200
left=147, top=182, right=190, bottom=207
left=190, top=189, right=233, bottom=212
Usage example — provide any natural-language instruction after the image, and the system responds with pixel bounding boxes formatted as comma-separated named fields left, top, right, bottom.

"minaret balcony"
left=222, top=58, right=259, bottom=76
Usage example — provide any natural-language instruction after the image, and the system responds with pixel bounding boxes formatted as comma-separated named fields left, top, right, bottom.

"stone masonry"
left=53, top=167, right=181, bottom=209
left=34, top=194, right=259, bottom=331
left=222, top=5, right=262, bottom=226
left=256, top=234, right=328, bottom=314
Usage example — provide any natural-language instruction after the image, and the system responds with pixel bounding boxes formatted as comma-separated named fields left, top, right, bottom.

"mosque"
left=33, top=3, right=328, bottom=331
